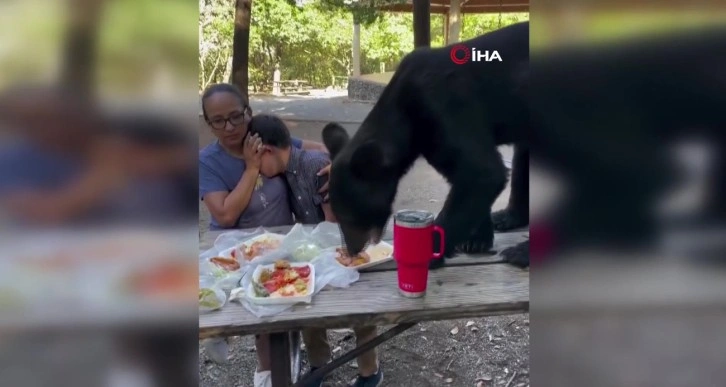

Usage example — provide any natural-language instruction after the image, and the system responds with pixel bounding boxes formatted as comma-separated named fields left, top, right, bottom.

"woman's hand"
left=317, top=163, right=331, bottom=201
left=243, top=133, right=263, bottom=170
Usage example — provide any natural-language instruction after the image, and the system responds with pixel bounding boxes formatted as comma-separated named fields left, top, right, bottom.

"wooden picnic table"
left=199, top=222, right=529, bottom=387
left=274, top=80, right=313, bottom=95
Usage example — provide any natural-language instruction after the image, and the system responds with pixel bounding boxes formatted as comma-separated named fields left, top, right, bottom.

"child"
left=248, top=114, right=383, bottom=387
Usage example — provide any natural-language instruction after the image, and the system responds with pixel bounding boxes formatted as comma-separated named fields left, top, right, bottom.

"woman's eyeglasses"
left=208, top=107, right=251, bottom=130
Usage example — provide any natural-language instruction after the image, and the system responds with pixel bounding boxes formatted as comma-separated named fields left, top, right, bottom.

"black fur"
left=526, top=26, right=726, bottom=260
left=322, top=23, right=530, bottom=269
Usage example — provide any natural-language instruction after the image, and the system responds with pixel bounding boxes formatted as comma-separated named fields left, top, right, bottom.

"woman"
left=198, top=83, right=329, bottom=387
left=199, top=83, right=329, bottom=230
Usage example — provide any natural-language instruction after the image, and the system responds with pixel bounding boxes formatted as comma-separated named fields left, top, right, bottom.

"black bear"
left=322, top=22, right=530, bottom=269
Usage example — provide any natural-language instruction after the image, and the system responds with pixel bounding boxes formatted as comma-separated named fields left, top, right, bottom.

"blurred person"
left=198, top=83, right=331, bottom=387
left=249, top=114, right=382, bottom=387
left=0, top=86, right=197, bottom=227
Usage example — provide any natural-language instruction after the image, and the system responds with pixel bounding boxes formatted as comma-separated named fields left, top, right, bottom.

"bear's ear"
left=350, top=140, right=395, bottom=180
left=322, top=122, right=349, bottom=160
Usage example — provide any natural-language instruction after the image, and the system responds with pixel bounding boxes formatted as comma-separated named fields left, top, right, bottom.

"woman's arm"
left=202, top=135, right=264, bottom=227
left=0, top=137, right=133, bottom=224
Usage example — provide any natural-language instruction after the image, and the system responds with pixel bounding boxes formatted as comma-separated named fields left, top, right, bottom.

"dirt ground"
left=198, top=120, right=530, bottom=387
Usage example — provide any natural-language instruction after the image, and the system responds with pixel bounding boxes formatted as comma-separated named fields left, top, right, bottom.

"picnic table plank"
left=199, top=263, right=528, bottom=338
left=199, top=225, right=528, bottom=268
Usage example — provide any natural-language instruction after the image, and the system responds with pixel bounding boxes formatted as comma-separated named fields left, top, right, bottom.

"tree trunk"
left=412, top=0, right=431, bottom=48
left=232, top=0, right=252, bottom=105
left=352, top=23, right=361, bottom=77
left=61, top=0, right=105, bottom=99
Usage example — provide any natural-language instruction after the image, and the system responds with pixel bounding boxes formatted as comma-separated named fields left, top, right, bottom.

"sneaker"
left=202, top=338, right=229, bottom=364
left=254, top=370, right=272, bottom=387
left=300, top=366, right=324, bottom=387
left=349, top=366, right=383, bottom=387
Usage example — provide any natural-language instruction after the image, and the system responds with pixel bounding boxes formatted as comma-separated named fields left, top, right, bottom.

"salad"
left=252, top=260, right=312, bottom=298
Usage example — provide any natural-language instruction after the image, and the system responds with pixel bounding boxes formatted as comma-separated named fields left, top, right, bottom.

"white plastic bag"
left=280, top=222, right=343, bottom=262
left=199, top=275, right=226, bottom=313
left=230, top=249, right=359, bottom=318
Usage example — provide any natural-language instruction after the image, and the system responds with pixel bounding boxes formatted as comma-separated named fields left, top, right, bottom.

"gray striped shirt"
left=284, top=147, right=330, bottom=224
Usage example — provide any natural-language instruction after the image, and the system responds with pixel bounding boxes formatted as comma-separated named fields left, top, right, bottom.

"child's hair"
left=248, top=114, right=292, bottom=148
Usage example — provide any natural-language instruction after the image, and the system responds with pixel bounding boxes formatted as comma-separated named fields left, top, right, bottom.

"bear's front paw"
left=429, top=237, right=456, bottom=270
left=455, top=239, right=496, bottom=255
left=492, top=207, right=528, bottom=232
left=501, top=241, right=529, bottom=268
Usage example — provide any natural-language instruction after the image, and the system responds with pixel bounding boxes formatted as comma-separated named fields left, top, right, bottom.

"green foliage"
left=200, top=0, right=529, bottom=91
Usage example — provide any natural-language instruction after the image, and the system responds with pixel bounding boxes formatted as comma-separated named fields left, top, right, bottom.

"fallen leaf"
left=420, top=327, right=427, bottom=332
left=488, top=334, right=493, bottom=342
left=471, top=327, right=479, bottom=333
left=333, top=346, right=341, bottom=353
left=422, top=336, right=428, bottom=341
left=477, top=375, right=493, bottom=382
left=349, top=363, right=358, bottom=369
left=450, top=327, right=459, bottom=335
left=434, top=373, right=443, bottom=378
left=504, top=367, right=509, bottom=374
left=466, top=321, right=475, bottom=327
left=476, top=382, right=486, bottom=387
left=444, top=378, right=453, bottom=383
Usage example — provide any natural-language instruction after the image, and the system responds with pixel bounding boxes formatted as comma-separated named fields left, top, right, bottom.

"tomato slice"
left=263, top=280, right=279, bottom=293
left=293, top=266, right=311, bottom=278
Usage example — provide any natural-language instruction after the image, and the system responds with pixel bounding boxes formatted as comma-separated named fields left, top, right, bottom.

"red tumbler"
left=393, top=210, right=445, bottom=298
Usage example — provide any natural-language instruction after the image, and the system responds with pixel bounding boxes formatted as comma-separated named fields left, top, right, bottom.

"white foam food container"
left=333, top=241, right=394, bottom=271
left=215, top=232, right=286, bottom=261
left=245, top=262, right=316, bottom=305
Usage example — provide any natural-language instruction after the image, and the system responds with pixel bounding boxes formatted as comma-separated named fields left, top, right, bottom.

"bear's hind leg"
left=492, top=144, right=529, bottom=231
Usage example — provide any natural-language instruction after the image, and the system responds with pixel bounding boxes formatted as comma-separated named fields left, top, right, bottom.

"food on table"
left=335, top=247, right=371, bottom=267
left=210, top=256, right=240, bottom=271
left=240, top=238, right=282, bottom=261
left=252, top=260, right=312, bottom=298
left=199, top=288, right=222, bottom=309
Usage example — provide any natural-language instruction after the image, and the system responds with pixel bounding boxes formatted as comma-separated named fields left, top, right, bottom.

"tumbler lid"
left=394, top=209, right=435, bottom=228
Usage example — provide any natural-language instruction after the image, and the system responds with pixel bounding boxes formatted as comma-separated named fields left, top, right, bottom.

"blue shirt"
left=199, top=137, right=304, bottom=230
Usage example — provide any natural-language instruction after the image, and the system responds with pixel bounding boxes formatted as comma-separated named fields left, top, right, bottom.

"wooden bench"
left=199, top=223, right=529, bottom=387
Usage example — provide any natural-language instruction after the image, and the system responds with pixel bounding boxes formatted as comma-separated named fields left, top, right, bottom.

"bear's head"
left=322, top=122, right=399, bottom=255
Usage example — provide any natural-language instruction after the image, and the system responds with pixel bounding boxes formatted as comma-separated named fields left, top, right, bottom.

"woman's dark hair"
left=248, top=114, right=292, bottom=148
left=200, top=83, right=249, bottom=120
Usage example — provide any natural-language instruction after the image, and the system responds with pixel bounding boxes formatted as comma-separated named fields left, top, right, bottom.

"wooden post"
left=447, top=0, right=461, bottom=44
left=352, top=22, right=361, bottom=77
left=272, top=64, right=281, bottom=96
left=413, top=0, right=431, bottom=48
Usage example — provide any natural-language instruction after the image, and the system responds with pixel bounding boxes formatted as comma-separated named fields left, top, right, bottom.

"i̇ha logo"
left=450, top=44, right=502, bottom=64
